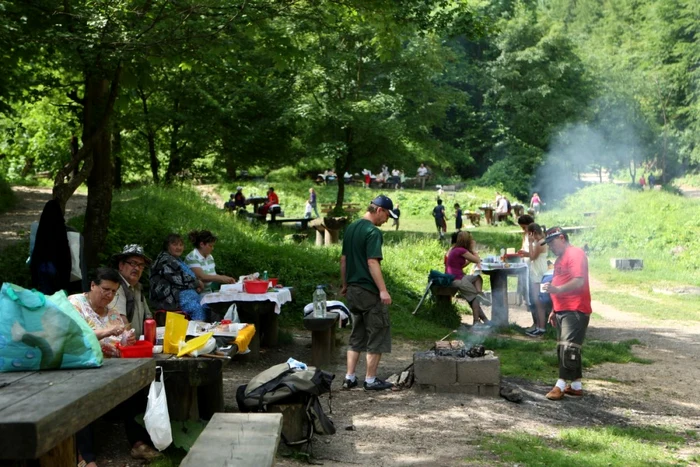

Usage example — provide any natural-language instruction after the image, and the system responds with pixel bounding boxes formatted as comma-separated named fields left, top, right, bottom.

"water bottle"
left=500, top=247, right=506, bottom=262
left=262, top=270, right=268, bottom=281
left=313, top=286, right=327, bottom=318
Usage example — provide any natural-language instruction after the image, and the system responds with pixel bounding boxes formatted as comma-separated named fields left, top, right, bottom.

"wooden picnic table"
left=155, top=351, right=236, bottom=421
left=245, top=196, right=268, bottom=213
left=0, top=358, right=154, bottom=465
left=479, top=206, right=495, bottom=225
left=201, top=287, right=293, bottom=361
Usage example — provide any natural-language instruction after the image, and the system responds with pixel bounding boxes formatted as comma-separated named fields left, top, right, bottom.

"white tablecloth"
left=200, top=287, right=292, bottom=315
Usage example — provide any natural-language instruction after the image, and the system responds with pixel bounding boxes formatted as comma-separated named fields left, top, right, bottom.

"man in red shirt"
left=541, top=226, right=592, bottom=400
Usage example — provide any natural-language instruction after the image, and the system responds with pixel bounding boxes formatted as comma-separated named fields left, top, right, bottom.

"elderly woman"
left=150, top=233, right=207, bottom=321
left=445, top=231, right=491, bottom=326
left=69, top=268, right=161, bottom=465
left=68, top=267, right=134, bottom=357
left=185, top=230, right=236, bottom=293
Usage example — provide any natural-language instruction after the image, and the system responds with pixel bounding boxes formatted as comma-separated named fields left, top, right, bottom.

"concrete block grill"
left=414, top=340, right=500, bottom=397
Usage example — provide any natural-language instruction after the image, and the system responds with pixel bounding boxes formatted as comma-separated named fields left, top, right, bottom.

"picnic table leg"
left=310, top=329, right=332, bottom=368
left=197, top=377, right=224, bottom=420
left=490, top=270, right=509, bottom=327
left=315, top=229, right=325, bottom=246
left=34, top=434, right=74, bottom=467
left=261, top=309, right=279, bottom=347
left=166, top=372, right=200, bottom=421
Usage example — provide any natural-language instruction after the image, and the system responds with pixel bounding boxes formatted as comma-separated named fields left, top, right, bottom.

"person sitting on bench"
left=259, top=187, right=280, bottom=216
left=150, top=233, right=207, bottom=321
left=445, top=231, right=490, bottom=326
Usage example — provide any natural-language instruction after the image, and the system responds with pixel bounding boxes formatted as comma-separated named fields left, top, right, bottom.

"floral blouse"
left=68, top=293, right=124, bottom=356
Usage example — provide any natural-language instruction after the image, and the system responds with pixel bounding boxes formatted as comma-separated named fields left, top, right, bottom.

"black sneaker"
left=363, top=378, right=394, bottom=391
left=526, top=328, right=545, bottom=337
left=342, top=378, right=358, bottom=390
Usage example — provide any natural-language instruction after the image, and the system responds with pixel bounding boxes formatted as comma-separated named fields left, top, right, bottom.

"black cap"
left=540, top=226, right=567, bottom=245
left=371, top=195, right=398, bottom=219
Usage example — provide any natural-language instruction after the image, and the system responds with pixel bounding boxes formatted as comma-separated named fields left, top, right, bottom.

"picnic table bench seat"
left=431, top=285, right=460, bottom=308
left=267, top=217, right=311, bottom=230
left=180, top=413, right=283, bottom=467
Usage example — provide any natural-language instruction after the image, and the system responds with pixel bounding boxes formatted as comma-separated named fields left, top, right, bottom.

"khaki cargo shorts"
left=346, top=285, right=391, bottom=354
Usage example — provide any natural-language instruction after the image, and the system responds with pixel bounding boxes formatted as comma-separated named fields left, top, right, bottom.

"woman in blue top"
left=150, top=233, right=208, bottom=320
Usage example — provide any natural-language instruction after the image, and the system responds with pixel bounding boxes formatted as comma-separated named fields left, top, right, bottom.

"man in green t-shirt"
left=340, top=195, right=397, bottom=391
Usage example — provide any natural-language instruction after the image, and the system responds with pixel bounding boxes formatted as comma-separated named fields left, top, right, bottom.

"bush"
left=0, top=175, right=16, bottom=213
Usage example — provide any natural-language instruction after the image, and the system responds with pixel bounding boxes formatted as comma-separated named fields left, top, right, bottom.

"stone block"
left=434, top=384, right=480, bottom=395
left=478, top=384, right=500, bottom=398
left=415, top=384, right=436, bottom=393
left=610, top=258, right=643, bottom=270
left=414, top=352, right=457, bottom=385
left=456, top=351, right=500, bottom=385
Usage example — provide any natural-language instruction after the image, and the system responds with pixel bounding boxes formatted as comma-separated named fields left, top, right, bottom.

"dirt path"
left=0, top=186, right=87, bottom=250
left=222, top=286, right=700, bottom=466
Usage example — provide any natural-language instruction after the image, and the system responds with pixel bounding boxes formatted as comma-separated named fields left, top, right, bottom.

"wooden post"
left=315, top=228, right=325, bottom=246
left=267, top=404, right=309, bottom=446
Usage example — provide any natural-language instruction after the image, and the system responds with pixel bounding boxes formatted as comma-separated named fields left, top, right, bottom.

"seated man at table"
left=495, top=195, right=509, bottom=223
left=259, top=186, right=280, bottom=216
left=234, top=186, right=246, bottom=209
left=110, top=244, right=153, bottom=339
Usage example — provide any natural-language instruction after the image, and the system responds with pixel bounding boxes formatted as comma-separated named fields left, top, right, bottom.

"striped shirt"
left=185, top=248, right=217, bottom=292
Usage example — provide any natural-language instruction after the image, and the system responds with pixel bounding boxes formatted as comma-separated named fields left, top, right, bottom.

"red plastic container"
left=244, top=280, right=269, bottom=294
left=117, top=340, right=154, bottom=358
left=268, top=278, right=278, bottom=287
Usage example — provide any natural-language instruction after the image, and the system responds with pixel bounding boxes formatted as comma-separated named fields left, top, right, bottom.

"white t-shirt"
left=417, top=166, right=428, bottom=176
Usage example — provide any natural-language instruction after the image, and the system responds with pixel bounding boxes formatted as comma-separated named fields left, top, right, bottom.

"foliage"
left=0, top=175, right=16, bottom=213
left=480, top=425, right=692, bottom=466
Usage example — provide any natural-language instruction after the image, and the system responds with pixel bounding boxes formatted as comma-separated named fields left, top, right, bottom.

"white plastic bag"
left=223, top=303, right=240, bottom=323
left=143, top=367, right=172, bottom=451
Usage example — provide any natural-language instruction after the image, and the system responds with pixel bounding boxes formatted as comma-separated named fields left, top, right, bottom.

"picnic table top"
left=0, top=358, right=155, bottom=460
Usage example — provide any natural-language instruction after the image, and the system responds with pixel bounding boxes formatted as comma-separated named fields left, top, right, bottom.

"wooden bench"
left=181, top=413, right=283, bottom=467
left=320, top=203, right=360, bottom=214
left=302, top=312, right=339, bottom=368
left=0, top=359, right=154, bottom=466
left=310, top=217, right=349, bottom=246
left=267, top=217, right=311, bottom=230
left=431, top=285, right=460, bottom=308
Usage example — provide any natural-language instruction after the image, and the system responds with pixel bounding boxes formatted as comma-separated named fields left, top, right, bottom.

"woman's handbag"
left=144, top=367, right=172, bottom=451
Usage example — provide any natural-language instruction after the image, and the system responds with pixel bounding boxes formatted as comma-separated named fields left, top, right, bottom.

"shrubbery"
left=0, top=175, right=16, bottom=213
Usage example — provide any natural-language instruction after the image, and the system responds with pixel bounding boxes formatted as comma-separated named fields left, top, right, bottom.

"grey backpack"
left=236, top=363, right=336, bottom=445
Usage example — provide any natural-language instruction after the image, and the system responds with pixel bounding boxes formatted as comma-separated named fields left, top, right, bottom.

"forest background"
left=1, top=0, right=699, bottom=267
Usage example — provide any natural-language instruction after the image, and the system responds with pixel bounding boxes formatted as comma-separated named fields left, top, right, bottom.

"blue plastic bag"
left=0, top=283, right=103, bottom=372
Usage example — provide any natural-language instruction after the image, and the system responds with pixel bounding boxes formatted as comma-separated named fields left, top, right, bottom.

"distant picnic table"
left=0, top=358, right=154, bottom=466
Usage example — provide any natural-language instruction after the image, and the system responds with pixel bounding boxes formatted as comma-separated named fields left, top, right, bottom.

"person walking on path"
left=340, top=194, right=397, bottom=391
left=541, top=226, right=592, bottom=400
left=417, top=163, right=428, bottom=189
left=454, top=203, right=463, bottom=231
left=392, top=203, right=400, bottom=231
left=432, top=198, right=447, bottom=240
left=308, top=187, right=320, bottom=218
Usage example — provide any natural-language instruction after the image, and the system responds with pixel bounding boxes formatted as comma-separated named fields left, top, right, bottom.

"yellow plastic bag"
left=234, top=324, right=256, bottom=353
left=164, top=312, right=188, bottom=354
left=177, top=332, right=214, bottom=358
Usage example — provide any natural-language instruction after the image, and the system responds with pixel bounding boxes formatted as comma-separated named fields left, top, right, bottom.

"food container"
left=504, top=254, right=522, bottom=264
left=118, top=340, right=154, bottom=358
left=243, top=279, right=269, bottom=294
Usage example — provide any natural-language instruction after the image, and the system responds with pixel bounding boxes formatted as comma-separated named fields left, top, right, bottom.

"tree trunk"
left=113, top=129, right=123, bottom=189
left=83, top=73, right=117, bottom=268
left=165, top=100, right=184, bottom=184
left=139, top=89, right=160, bottom=183
left=334, top=128, right=353, bottom=210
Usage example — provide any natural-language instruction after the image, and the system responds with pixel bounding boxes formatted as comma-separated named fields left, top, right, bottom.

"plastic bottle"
left=500, top=247, right=506, bottom=262
left=144, top=318, right=156, bottom=345
left=262, top=270, right=268, bottom=281
left=313, top=286, right=327, bottom=318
